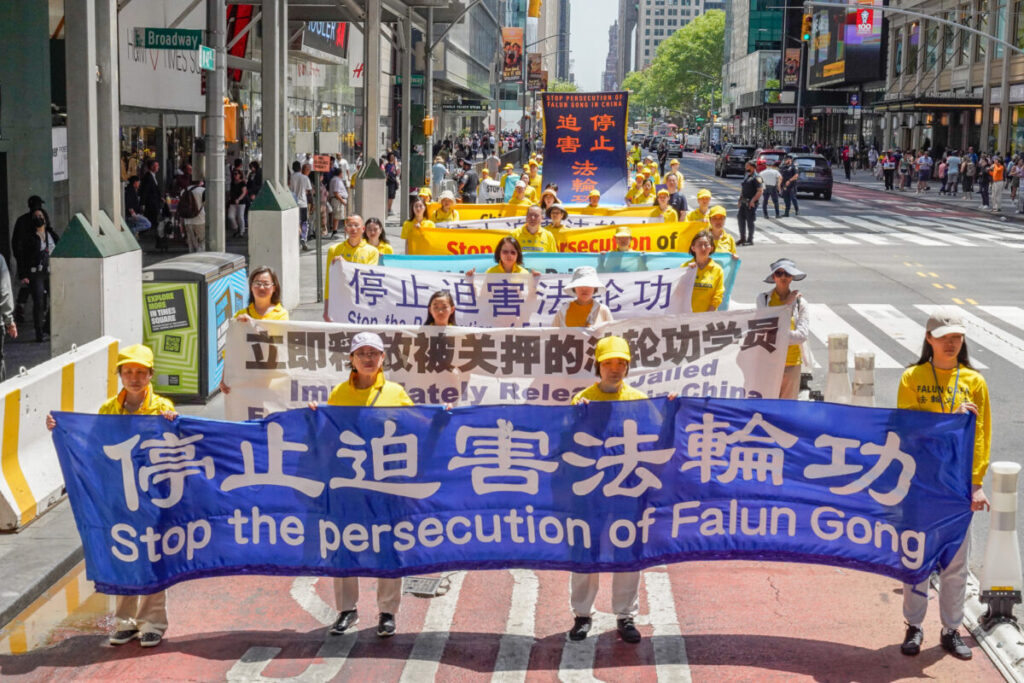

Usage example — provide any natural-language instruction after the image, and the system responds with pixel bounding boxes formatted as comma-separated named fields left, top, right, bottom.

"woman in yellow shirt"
left=47, top=344, right=177, bottom=649
left=539, top=187, right=559, bottom=212
left=400, top=197, right=437, bottom=240
left=707, top=206, right=738, bottom=257
left=755, top=258, right=808, bottom=399
left=685, top=189, right=713, bottom=223
left=546, top=203, right=570, bottom=229
left=424, top=290, right=456, bottom=325
left=625, top=174, right=645, bottom=204
left=220, top=267, right=289, bottom=394
left=431, top=191, right=460, bottom=223
left=552, top=266, right=614, bottom=327
left=466, top=236, right=539, bottom=276
left=896, top=309, right=990, bottom=661
left=682, top=230, right=724, bottom=312
left=364, top=217, right=394, bottom=255
left=311, top=332, right=413, bottom=639
left=633, top=178, right=656, bottom=206
left=651, top=188, right=678, bottom=222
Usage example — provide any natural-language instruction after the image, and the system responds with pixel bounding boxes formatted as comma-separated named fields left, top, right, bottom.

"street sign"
left=134, top=27, right=202, bottom=50
left=394, top=74, right=425, bottom=86
left=199, top=45, right=215, bottom=71
left=313, top=155, right=332, bottom=173
left=696, top=117, right=705, bottom=123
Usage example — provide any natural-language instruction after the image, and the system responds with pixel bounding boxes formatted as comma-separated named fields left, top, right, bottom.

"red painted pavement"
left=0, top=561, right=1004, bottom=681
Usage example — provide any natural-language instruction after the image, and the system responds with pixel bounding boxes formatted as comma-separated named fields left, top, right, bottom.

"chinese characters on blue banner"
left=543, top=92, right=630, bottom=204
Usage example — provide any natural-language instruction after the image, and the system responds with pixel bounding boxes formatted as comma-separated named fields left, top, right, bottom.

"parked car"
left=684, top=134, right=702, bottom=152
left=753, top=148, right=789, bottom=172
left=629, top=133, right=646, bottom=146
left=715, top=144, right=755, bottom=177
left=666, top=138, right=685, bottom=157
left=787, top=153, right=834, bottom=199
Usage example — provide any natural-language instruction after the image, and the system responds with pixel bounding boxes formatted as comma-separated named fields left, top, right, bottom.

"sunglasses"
left=773, top=270, right=792, bottom=278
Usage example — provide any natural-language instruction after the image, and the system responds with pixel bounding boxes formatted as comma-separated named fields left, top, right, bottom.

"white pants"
left=991, top=181, right=1004, bottom=210
left=570, top=572, right=640, bottom=619
left=114, top=591, right=168, bottom=635
left=333, top=577, right=402, bottom=616
left=184, top=221, right=206, bottom=252
left=903, top=533, right=970, bottom=631
left=228, top=204, right=247, bottom=235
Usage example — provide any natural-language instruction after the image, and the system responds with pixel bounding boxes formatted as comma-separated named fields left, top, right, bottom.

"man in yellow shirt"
left=508, top=181, right=535, bottom=207
left=324, top=214, right=379, bottom=319
left=498, top=163, right=516, bottom=193
left=686, top=189, right=713, bottom=223
left=665, top=158, right=684, bottom=189
left=613, top=226, right=633, bottom=251
left=527, top=160, right=543, bottom=195
left=579, top=189, right=603, bottom=215
left=707, top=205, right=738, bottom=257
left=511, top=205, right=558, bottom=252
left=567, top=335, right=648, bottom=645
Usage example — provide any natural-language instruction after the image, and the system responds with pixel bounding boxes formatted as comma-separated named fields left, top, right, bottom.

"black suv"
left=715, top=144, right=755, bottom=178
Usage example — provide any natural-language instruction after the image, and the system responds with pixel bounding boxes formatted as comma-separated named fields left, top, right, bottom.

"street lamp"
left=518, top=33, right=568, bottom=162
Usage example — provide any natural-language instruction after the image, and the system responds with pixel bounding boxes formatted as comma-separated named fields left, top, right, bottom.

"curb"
left=963, top=571, right=1024, bottom=682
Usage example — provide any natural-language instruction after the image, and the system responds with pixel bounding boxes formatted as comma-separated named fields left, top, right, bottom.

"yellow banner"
left=406, top=220, right=708, bottom=256
left=426, top=203, right=668, bottom=222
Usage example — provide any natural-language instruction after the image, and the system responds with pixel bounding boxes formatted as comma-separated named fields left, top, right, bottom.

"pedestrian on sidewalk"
left=756, top=258, right=809, bottom=399
left=989, top=155, right=1004, bottom=212
left=47, top=344, right=178, bottom=648
left=15, top=212, right=58, bottom=342
left=946, top=150, right=961, bottom=197
left=881, top=151, right=896, bottom=191
left=962, top=155, right=976, bottom=199
left=899, top=152, right=912, bottom=191
left=842, top=146, right=852, bottom=180
left=977, top=156, right=991, bottom=209
left=916, top=150, right=932, bottom=193
left=179, top=177, right=206, bottom=253
left=897, top=309, right=990, bottom=661
left=566, top=335, right=651, bottom=645
left=937, top=158, right=948, bottom=195
left=312, top=332, right=412, bottom=639
left=737, top=160, right=763, bottom=245
left=760, top=162, right=782, bottom=218
left=0, top=257, right=17, bottom=381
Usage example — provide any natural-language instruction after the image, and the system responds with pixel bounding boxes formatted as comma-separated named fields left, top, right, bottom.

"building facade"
left=603, top=22, right=620, bottom=90
left=636, top=0, right=707, bottom=69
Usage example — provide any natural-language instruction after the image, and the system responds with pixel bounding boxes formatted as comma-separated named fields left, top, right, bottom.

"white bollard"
left=851, top=352, right=876, bottom=407
left=980, top=461, right=1024, bottom=628
left=823, top=334, right=852, bottom=404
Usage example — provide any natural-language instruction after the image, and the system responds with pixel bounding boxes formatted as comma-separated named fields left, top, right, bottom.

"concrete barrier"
left=0, top=337, right=119, bottom=531
left=980, top=461, right=1023, bottom=628
left=823, top=334, right=852, bottom=404
left=851, top=352, right=875, bottom=407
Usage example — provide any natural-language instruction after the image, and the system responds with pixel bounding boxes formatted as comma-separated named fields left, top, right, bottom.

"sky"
left=570, top=0, right=619, bottom=92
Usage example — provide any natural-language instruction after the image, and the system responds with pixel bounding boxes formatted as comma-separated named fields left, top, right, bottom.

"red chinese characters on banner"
left=543, top=91, right=629, bottom=203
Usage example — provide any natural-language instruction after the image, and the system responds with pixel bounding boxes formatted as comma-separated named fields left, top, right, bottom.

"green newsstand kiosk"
left=142, top=252, right=248, bottom=402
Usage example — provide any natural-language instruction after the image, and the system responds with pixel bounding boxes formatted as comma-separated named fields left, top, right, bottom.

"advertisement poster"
left=142, top=282, right=200, bottom=394
left=783, top=47, right=801, bottom=87
left=502, top=27, right=524, bottom=82
left=527, top=52, right=543, bottom=91
left=808, top=0, right=883, bottom=87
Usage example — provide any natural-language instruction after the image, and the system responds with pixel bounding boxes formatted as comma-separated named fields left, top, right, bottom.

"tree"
left=547, top=78, right=578, bottom=93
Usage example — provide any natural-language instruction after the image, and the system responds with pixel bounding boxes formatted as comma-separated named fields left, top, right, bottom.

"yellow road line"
left=917, top=271, right=928, bottom=277
left=945, top=283, right=956, bottom=289
left=1, top=390, right=34, bottom=526
left=966, top=298, right=978, bottom=305
left=932, top=282, right=944, bottom=289
left=952, top=297, right=965, bottom=304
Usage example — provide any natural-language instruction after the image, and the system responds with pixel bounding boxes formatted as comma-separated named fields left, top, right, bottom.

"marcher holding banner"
left=400, top=197, right=436, bottom=241
left=364, top=217, right=394, bottom=255
left=511, top=206, right=558, bottom=252
left=539, top=187, right=559, bottom=212
left=507, top=182, right=534, bottom=208
left=431, top=191, right=460, bottom=223
left=756, top=259, right=809, bottom=400
left=651, top=188, right=678, bottom=222
left=546, top=203, right=569, bottom=229
left=46, top=344, right=177, bottom=649
left=220, top=266, right=289, bottom=394
left=324, top=215, right=379, bottom=320
left=579, top=190, right=603, bottom=215
left=708, top=206, right=738, bottom=258
left=634, top=178, right=656, bottom=206
left=567, top=336, right=648, bottom=644
left=897, top=309, right=991, bottom=661
left=466, top=236, right=532, bottom=276
left=424, top=290, right=457, bottom=326
left=552, top=267, right=613, bottom=328
left=313, top=332, right=413, bottom=639
left=683, top=231, right=725, bottom=312
left=686, top=189, right=713, bottom=223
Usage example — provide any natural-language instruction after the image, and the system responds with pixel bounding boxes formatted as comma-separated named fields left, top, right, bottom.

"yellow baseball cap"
left=697, top=189, right=712, bottom=199
left=588, top=189, right=601, bottom=197
left=117, top=344, right=155, bottom=369
left=708, top=205, right=727, bottom=218
left=529, top=160, right=538, bottom=166
left=657, top=188, right=670, bottom=196
left=418, top=187, right=432, bottom=197
left=595, top=336, right=631, bottom=363
left=504, top=163, right=514, bottom=170
left=669, top=158, right=680, bottom=166
left=481, top=169, right=490, bottom=176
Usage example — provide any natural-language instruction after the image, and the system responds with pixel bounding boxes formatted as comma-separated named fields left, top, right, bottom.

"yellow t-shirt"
left=375, top=241, right=395, bottom=255
left=508, top=196, right=534, bottom=207
left=325, top=239, right=379, bottom=293
left=578, top=205, right=603, bottom=215
left=625, top=185, right=642, bottom=203
left=529, top=175, right=542, bottom=194
left=652, top=205, right=678, bottom=222
left=898, top=363, right=991, bottom=485
left=564, top=300, right=594, bottom=327
left=400, top=219, right=436, bottom=240
left=431, top=208, right=459, bottom=223
left=327, top=370, right=414, bottom=408
left=685, top=209, right=710, bottom=223
left=99, top=386, right=175, bottom=416
left=486, top=263, right=528, bottom=274
left=768, top=290, right=801, bottom=366
left=571, top=383, right=648, bottom=404
left=524, top=185, right=538, bottom=202
left=237, top=302, right=290, bottom=321
left=683, top=259, right=724, bottom=312
left=714, top=231, right=737, bottom=256
left=511, top=226, right=558, bottom=252
left=634, top=190, right=655, bottom=206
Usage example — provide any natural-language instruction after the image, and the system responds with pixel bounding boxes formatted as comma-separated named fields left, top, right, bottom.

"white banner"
left=51, top=127, right=68, bottom=182
left=442, top=215, right=662, bottom=230
left=327, top=261, right=696, bottom=326
left=118, top=0, right=206, bottom=112
left=222, top=309, right=792, bottom=420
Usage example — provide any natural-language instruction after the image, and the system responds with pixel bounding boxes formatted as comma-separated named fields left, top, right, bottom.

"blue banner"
left=52, top=399, right=974, bottom=594
left=380, top=252, right=740, bottom=311
left=543, top=92, right=629, bottom=205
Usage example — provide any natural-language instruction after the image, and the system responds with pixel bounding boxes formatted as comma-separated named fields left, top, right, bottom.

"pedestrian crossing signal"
left=801, top=15, right=812, bottom=41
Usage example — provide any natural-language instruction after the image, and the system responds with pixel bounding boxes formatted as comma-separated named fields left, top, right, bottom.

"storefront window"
left=1014, top=0, right=1024, bottom=48
left=894, top=27, right=904, bottom=76
left=995, top=0, right=1008, bottom=57
left=943, top=14, right=954, bottom=66
left=1012, top=106, right=1024, bottom=154
left=925, top=23, right=939, bottom=69
left=907, top=23, right=919, bottom=76
left=976, top=0, right=988, bottom=60
left=958, top=5, right=970, bottom=64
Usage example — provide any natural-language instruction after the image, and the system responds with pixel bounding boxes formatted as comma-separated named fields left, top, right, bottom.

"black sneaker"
left=329, top=610, right=358, bottom=635
left=616, top=617, right=641, bottom=643
left=941, top=629, right=972, bottom=660
left=108, top=628, right=139, bottom=645
left=568, top=616, right=592, bottom=641
left=377, top=612, right=396, bottom=638
left=139, top=631, right=162, bottom=648
left=900, top=624, right=923, bottom=655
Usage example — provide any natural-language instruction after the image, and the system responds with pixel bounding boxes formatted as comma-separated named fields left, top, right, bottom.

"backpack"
left=178, top=187, right=201, bottom=219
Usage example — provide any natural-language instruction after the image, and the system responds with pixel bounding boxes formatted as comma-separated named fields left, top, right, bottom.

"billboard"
left=502, top=27, right=524, bottom=81
left=807, top=0, right=884, bottom=87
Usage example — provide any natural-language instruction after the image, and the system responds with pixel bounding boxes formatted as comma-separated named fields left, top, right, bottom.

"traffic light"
left=801, top=14, right=812, bottom=41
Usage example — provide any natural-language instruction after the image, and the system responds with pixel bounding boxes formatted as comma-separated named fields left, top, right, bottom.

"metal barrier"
left=0, top=337, right=119, bottom=531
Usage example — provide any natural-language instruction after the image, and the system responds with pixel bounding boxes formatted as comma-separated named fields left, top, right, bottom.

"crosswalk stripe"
left=890, top=233, right=940, bottom=246
left=895, top=223, right=976, bottom=246
left=801, top=217, right=846, bottom=229
left=558, top=609, right=617, bottom=683
left=767, top=231, right=812, bottom=244
left=807, top=304, right=902, bottom=369
left=978, top=306, right=1024, bottom=333
left=752, top=232, right=776, bottom=243
left=808, top=232, right=859, bottom=245
left=645, top=572, right=692, bottom=683
left=916, top=305, right=1024, bottom=369
left=846, top=232, right=891, bottom=245
left=399, top=571, right=467, bottom=683
left=847, top=303, right=977, bottom=365
left=491, top=570, right=539, bottom=683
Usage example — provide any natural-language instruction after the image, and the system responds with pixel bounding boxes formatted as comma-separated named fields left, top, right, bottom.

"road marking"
left=290, top=577, right=336, bottom=625
left=953, top=297, right=965, bottom=304
left=916, top=272, right=928, bottom=277
left=808, top=232, right=858, bottom=244
left=892, top=233, right=942, bottom=246
left=931, top=283, right=944, bottom=289
left=946, top=283, right=956, bottom=289
left=979, top=306, right=1024, bottom=333
left=801, top=217, right=847, bottom=229
left=847, top=232, right=891, bottom=244
left=399, top=571, right=467, bottom=683
left=558, top=609, right=616, bottom=683
left=769, top=232, right=813, bottom=244
left=896, top=223, right=976, bottom=246
left=966, top=298, right=978, bottom=305
left=227, top=637, right=356, bottom=682
left=808, top=304, right=902, bottom=368
left=644, top=571, right=692, bottom=683
left=491, top=569, right=539, bottom=683
left=917, top=305, right=1024, bottom=368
